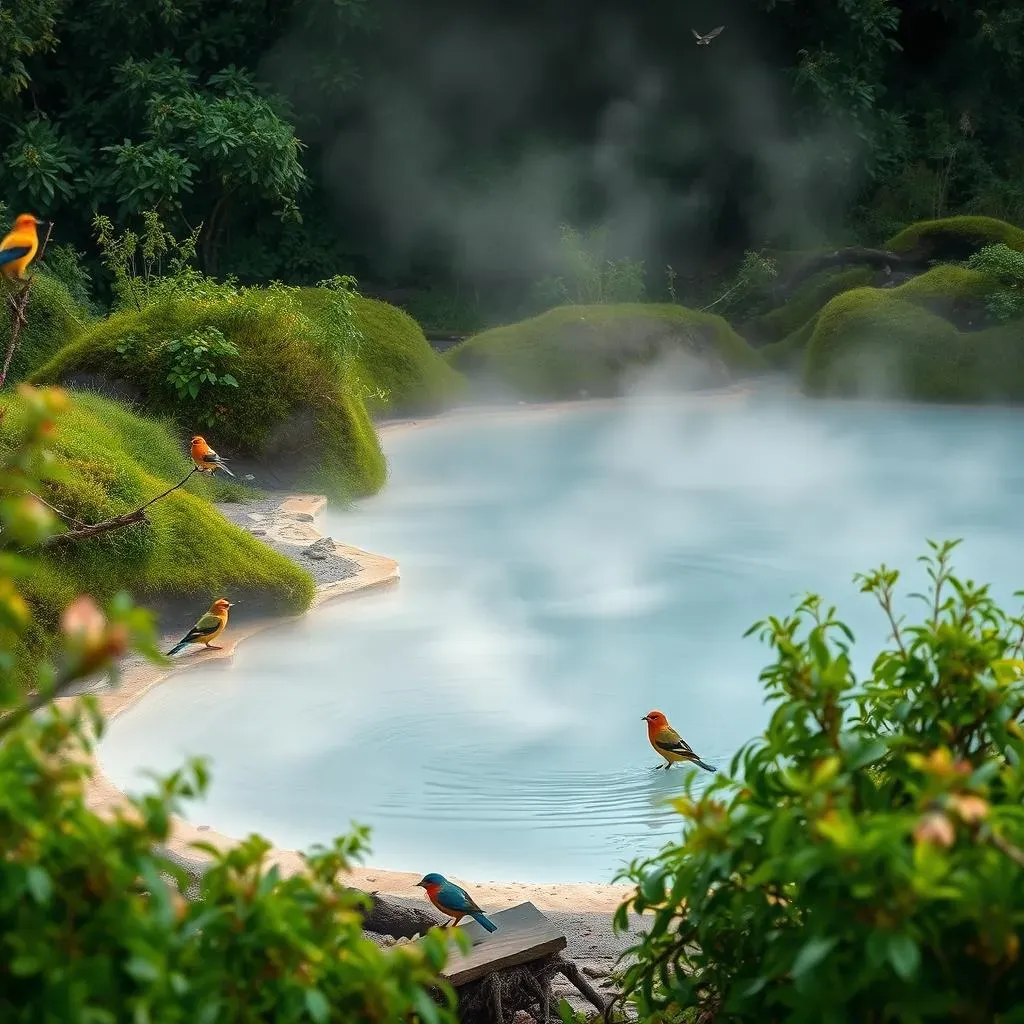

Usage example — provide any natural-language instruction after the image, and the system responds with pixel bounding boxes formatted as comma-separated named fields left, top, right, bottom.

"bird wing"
left=202, top=449, right=227, bottom=465
left=437, top=882, right=476, bottom=912
left=178, top=612, right=222, bottom=644
left=706, top=25, right=725, bottom=39
left=654, top=726, right=697, bottom=758
left=691, top=28, right=702, bottom=40
left=0, top=245, right=31, bottom=267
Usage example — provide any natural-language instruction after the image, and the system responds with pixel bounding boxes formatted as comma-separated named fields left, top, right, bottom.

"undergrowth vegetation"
left=619, top=541, right=1024, bottom=1022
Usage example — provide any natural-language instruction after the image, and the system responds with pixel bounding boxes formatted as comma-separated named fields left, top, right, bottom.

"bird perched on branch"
left=0, top=213, right=44, bottom=283
left=691, top=26, right=725, bottom=45
left=416, top=873, right=497, bottom=933
left=643, top=710, right=717, bottom=772
left=166, top=598, right=233, bottom=656
left=190, top=435, right=236, bottom=477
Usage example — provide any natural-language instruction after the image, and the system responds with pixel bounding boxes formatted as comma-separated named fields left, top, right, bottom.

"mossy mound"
left=0, top=389, right=315, bottom=666
left=802, top=286, right=1024, bottom=403
left=762, top=265, right=996, bottom=373
left=0, top=274, right=90, bottom=383
left=298, top=291, right=465, bottom=416
left=447, top=303, right=766, bottom=399
left=885, top=216, right=1024, bottom=258
left=30, top=285, right=388, bottom=501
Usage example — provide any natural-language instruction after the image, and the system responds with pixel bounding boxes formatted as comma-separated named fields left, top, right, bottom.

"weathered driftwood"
left=775, top=245, right=927, bottom=300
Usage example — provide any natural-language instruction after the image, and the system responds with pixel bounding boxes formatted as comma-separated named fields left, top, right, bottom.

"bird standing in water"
left=416, top=873, right=497, bottom=932
left=643, top=710, right=717, bottom=772
left=0, top=213, right=44, bottom=283
left=190, top=435, right=236, bottom=477
left=166, top=599, right=233, bottom=656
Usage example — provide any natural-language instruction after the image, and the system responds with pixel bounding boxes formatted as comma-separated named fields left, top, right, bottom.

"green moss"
left=761, top=318, right=817, bottom=371
left=0, top=274, right=90, bottom=383
left=803, top=287, right=1024, bottom=403
left=885, top=216, right=1024, bottom=256
left=30, top=285, right=387, bottom=501
left=298, top=291, right=465, bottom=416
left=0, top=389, right=315, bottom=666
left=447, top=303, right=766, bottom=399
left=751, top=267, right=875, bottom=345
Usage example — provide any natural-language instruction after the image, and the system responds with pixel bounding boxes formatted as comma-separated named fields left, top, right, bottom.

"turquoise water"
left=100, top=392, right=1024, bottom=882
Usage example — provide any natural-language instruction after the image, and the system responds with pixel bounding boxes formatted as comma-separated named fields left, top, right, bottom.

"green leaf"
left=791, top=935, right=838, bottom=979
left=126, top=956, right=160, bottom=983
left=26, top=866, right=52, bottom=905
left=886, top=933, right=920, bottom=980
left=304, top=988, right=330, bottom=1023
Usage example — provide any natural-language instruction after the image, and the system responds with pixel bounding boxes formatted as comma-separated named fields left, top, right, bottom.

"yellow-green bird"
left=166, top=599, right=233, bottom=656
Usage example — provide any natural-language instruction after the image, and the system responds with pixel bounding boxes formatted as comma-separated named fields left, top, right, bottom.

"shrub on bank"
left=619, top=541, right=1024, bottom=1022
left=447, top=302, right=766, bottom=400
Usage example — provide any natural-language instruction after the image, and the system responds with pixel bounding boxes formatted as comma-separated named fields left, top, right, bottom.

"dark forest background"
left=4, top=0, right=1023, bottom=313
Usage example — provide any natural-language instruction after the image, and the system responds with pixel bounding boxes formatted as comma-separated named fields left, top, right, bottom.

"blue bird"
left=416, top=872, right=498, bottom=933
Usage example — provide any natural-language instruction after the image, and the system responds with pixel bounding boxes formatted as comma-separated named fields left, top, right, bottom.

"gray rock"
left=285, top=512, right=316, bottom=523
left=302, top=537, right=336, bottom=560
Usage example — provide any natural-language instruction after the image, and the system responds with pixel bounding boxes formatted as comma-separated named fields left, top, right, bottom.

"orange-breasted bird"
left=416, top=873, right=497, bottom=932
left=0, top=213, right=44, bottom=282
left=166, top=599, right=233, bottom=656
left=190, top=435, right=235, bottom=477
left=643, top=710, right=717, bottom=772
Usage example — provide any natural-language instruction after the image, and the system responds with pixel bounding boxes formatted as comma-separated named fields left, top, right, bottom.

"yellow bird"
left=0, top=213, right=44, bottom=282
left=643, top=710, right=717, bottom=772
left=166, top=599, right=233, bottom=656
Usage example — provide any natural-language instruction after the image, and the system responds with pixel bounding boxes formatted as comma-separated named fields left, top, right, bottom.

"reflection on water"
left=100, top=392, right=1024, bottom=882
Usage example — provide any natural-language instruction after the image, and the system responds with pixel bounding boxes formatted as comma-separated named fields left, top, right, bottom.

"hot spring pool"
left=100, top=392, right=1024, bottom=882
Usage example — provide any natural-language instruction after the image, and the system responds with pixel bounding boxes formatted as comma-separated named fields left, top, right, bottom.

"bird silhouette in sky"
left=692, top=26, right=725, bottom=46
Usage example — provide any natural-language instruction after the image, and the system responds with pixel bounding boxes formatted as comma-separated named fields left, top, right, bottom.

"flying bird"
left=692, top=26, right=725, bottom=45
left=166, top=598, right=234, bottom=656
left=416, top=873, right=497, bottom=933
left=0, top=213, right=44, bottom=282
left=643, top=710, right=717, bottom=772
left=190, top=435, right=236, bottom=477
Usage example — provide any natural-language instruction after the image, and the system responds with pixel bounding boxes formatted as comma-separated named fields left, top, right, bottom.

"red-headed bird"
left=166, top=599, right=233, bottom=656
left=416, top=873, right=497, bottom=932
left=190, top=435, right=235, bottom=477
left=0, top=213, right=43, bottom=282
left=643, top=710, right=716, bottom=772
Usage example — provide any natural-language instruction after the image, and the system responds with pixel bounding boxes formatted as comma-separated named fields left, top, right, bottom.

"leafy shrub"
left=37, top=243, right=99, bottom=315
left=618, top=541, right=1024, bottom=1023
left=0, top=386, right=455, bottom=1022
left=967, top=243, right=1024, bottom=323
left=705, top=249, right=779, bottom=322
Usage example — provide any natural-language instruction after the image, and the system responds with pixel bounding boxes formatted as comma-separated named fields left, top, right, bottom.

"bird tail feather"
left=695, top=759, right=717, bottom=773
left=220, top=464, right=236, bottom=478
left=166, top=640, right=190, bottom=656
left=470, top=911, right=497, bottom=933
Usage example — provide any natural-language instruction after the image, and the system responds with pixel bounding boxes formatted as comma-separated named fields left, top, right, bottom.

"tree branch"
left=42, top=467, right=199, bottom=548
left=1, top=221, right=55, bottom=389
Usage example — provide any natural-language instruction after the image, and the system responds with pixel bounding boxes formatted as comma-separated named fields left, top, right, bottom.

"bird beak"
left=641, top=715, right=649, bottom=721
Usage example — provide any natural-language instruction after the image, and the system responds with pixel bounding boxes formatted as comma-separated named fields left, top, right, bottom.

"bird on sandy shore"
left=0, top=213, right=44, bottom=283
left=643, top=710, right=717, bottom=772
left=190, top=435, right=236, bottom=477
left=416, top=873, right=498, bottom=933
left=691, top=26, right=725, bottom=45
left=166, top=598, right=234, bottom=656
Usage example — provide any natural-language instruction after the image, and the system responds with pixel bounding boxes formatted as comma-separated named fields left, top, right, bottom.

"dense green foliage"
left=0, top=388, right=314, bottom=668
left=4, top=0, right=1024, bottom=305
left=619, top=541, right=1024, bottom=1022
left=0, top=386, right=455, bottom=1022
left=448, top=303, right=765, bottom=400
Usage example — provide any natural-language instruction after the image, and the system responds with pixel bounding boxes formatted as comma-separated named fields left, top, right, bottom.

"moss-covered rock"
left=299, top=291, right=465, bottom=416
left=30, top=285, right=392, bottom=501
left=802, top=286, right=1024, bottom=403
left=885, top=216, right=1024, bottom=258
left=0, top=389, right=315, bottom=666
left=0, top=273, right=90, bottom=383
left=447, top=303, right=766, bottom=399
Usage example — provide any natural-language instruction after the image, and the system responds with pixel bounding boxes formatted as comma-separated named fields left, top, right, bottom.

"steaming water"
left=100, top=391, right=1024, bottom=883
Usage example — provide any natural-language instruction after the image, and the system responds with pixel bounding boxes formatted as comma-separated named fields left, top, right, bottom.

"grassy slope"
left=30, top=287, right=389, bottom=502
left=885, top=215, right=1024, bottom=254
left=299, top=291, right=465, bottom=416
left=802, top=279, right=1024, bottom=402
left=1, top=274, right=90, bottom=382
left=0, top=390, right=315, bottom=663
left=447, top=303, right=766, bottom=399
